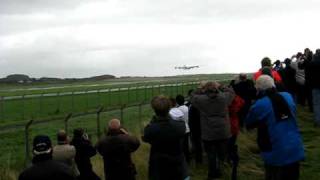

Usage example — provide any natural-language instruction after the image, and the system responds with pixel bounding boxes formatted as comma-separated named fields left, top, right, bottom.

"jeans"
left=203, top=139, right=228, bottom=179
left=313, top=88, right=320, bottom=124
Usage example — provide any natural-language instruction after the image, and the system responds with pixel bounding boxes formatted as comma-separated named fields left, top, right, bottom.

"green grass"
left=0, top=74, right=235, bottom=96
left=0, top=74, right=236, bottom=125
left=0, top=82, right=198, bottom=126
left=1, top=104, right=320, bottom=180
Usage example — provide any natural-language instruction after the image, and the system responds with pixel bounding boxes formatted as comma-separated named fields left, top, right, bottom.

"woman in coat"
left=143, top=95, right=189, bottom=180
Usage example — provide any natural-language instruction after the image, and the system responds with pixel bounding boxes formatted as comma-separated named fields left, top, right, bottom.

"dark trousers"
left=228, top=136, right=239, bottom=180
left=78, top=167, right=100, bottom=180
left=203, top=139, right=228, bottom=179
left=265, top=162, right=300, bottom=180
left=297, top=84, right=306, bottom=106
left=297, top=83, right=313, bottom=111
left=191, top=133, right=203, bottom=164
left=183, top=133, right=191, bottom=163
left=306, top=86, right=313, bottom=112
left=239, top=102, right=251, bottom=128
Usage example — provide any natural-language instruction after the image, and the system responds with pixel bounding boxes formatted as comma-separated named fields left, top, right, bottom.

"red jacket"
left=253, top=69, right=282, bottom=83
left=229, top=95, right=245, bottom=136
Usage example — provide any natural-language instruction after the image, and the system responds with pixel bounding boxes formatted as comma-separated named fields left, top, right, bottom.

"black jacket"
left=19, top=155, right=75, bottom=180
left=308, top=56, right=320, bottom=89
left=70, top=138, right=100, bottom=180
left=188, top=105, right=201, bottom=138
left=96, top=130, right=140, bottom=180
left=143, top=116, right=188, bottom=180
left=233, top=80, right=256, bottom=102
left=280, top=66, right=296, bottom=94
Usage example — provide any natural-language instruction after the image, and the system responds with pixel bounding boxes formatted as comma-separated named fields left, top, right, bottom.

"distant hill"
left=84, top=74, right=116, bottom=81
left=0, top=74, right=116, bottom=84
left=0, top=74, right=34, bottom=83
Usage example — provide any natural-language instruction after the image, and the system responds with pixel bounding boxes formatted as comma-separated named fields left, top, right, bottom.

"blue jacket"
left=246, top=92, right=304, bottom=166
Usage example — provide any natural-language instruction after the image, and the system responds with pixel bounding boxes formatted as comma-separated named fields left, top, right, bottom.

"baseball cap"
left=33, top=135, right=52, bottom=155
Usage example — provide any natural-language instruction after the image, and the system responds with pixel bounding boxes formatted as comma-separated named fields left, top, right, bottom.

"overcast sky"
left=1, top=0, right=320, bottom=78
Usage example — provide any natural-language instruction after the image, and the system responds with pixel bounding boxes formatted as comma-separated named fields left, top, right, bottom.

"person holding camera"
left=53, top=130, right=80, bottom=177
left=70, top=128, right=100, bottom=180
left=246, top=75, right=304, bottom=180
left=254, top=57, right=282, bottom=83
left=190, top=81, right=235, bottom=179
left=96, top=119, right=140, bottom=180
left=308, top=49, right=320, bottom=126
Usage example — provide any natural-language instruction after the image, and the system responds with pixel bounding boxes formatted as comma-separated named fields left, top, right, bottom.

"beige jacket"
left=53, top=144, right=79, bottom=176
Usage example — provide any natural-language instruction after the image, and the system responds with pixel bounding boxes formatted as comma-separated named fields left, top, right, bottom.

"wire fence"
left=0, top=81, right=202, bottom=124
left=0, top=79, right=233, bottom=168
left=23, top=103, right=147, bottom=165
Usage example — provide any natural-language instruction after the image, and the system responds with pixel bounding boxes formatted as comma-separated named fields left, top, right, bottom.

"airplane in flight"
left=174, top=65, right=200, bottom=70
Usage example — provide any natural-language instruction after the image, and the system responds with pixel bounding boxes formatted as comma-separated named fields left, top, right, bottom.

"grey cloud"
left=1, top=0, right=319, bottom=36
left=0, top=0, right=94, bottom=14
left=1, top=0, right=320, bottom=78
left=0, top=31, right=215, bottom=77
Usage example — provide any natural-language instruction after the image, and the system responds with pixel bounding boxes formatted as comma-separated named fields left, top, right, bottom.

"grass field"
left=1, top=74, right=319, bottom=180
left=0, top=81, right=198, bottom=126
left=0, top=74, right=234, bottom=96
left=0, top=73, right=237, bottom=126
left=1, top=104, right=319, bottom=180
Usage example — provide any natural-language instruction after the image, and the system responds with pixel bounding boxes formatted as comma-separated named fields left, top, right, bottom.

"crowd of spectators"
left=19, top=48, right=320, bottom=180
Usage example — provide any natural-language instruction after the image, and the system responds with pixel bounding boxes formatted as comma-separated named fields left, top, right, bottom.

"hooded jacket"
left=191, top=89, right=234, bottom=141
left=245, top=92, right=305, bottom=166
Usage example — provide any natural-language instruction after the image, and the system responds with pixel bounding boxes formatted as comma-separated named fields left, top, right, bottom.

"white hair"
left=255, top=75, right=275, bottom=91
left=108, top=119, right=121, bottom=130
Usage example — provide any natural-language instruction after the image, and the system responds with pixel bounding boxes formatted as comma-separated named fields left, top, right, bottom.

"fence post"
left=138, top=102, right=143, bottom=133
left=106, top=89, right=109, bottom=108
left=151, top=85, right=154, bottom=97
left=120, top=104, right=126, bottom=126
left=86, top=90, right=89, bottom=111
left=64, top=113, right=73, bottom=134
left=0, top=96, right=3, bottom=121
left=71, top=91, right=75, bottom=112
left=127, top=87, right=130, bottom=105
left=135, top=86, right=139, bottom=102
left=118, top=88, right=121, bottom=106
left=97, top=90, right=101, bottom=107
left=22, top=94, right=25, bottom=120
left=96, top=106, right=104, bottom=138
left=144, top=86, right=147, bottom=103
left=39, top=93, right=44, bottom=117
left=176, top=83, right=179, bottom=96
left=158, top=85, right=161, bottom=95
left=25, top=119, right=34, bottom=166
left=182, top=82, right=184, bottom=95
left=57, top=92, right=61, bottom=114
